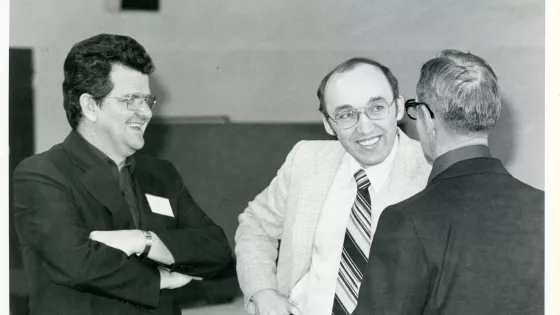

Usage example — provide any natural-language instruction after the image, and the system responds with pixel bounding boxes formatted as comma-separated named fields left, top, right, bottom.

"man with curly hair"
left=13, top=33, right=232, bottom=315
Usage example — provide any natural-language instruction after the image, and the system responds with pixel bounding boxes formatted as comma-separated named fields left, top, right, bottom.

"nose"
left=136, top=101, right=153, bottom=118
left=354, top=111, right=376, bottom=134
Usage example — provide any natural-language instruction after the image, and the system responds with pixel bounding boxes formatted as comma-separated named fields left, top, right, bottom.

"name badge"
left=145, top=194, right=175, bottom=217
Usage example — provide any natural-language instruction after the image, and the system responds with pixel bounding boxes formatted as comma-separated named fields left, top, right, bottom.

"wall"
left=10, top=0, right=544, bottom=189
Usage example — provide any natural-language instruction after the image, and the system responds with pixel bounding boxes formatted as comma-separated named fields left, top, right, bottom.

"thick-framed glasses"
left=104, top=93, right=157, bottom=111
left=404, top=99, right=434, bottom=120
left=326, top=98, right=396, bottom=130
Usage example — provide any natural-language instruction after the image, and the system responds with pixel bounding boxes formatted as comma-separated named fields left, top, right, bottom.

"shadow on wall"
left=146, top=74, right=171, bottom=154
left=488, top=97, right=516, bottom=166
left=150, top=73, right=169, bottom=110
left=399, top=117, right=418, bottom=141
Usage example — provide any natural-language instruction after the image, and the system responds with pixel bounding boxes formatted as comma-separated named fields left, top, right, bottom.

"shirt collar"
left=75, top=131, right=136, bottom=171
left=343, top=132, right=399, bottom=192
left=428, top=145, right=491, bottom=183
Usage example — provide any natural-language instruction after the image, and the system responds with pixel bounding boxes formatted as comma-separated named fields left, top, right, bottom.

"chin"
left=358, top=148, right=392, bottom=166
left=356, top=155, right=385, bottom=168
left=127, top=139, right=145, bottom=152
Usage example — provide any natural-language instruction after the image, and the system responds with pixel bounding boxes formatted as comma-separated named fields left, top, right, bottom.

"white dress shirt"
left=289, top=136, right=399, bottom=315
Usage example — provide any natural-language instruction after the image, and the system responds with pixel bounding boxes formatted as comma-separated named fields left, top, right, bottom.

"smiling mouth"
left=357, top=136, right=381, bottom=147
left=127, top=122, right=144, bottom=131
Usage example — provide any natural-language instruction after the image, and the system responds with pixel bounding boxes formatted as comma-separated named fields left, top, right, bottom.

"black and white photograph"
left=5, top=0, right=557, bottom=314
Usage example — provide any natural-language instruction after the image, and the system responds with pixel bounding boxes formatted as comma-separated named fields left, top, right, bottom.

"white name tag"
left=145, top=194, right=175, bottom=217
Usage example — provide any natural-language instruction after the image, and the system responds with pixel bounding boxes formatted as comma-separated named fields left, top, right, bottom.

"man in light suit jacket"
left=13, top=34, right=232, bottom=315
left=235, top=57, right=431, bottom=315
left=354, top=49, right=544, bottom=314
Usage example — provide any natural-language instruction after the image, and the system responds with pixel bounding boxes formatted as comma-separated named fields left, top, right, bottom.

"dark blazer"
left=13, top=131, right=232, bottom=315
left=354, top=157, right=544, bottom=315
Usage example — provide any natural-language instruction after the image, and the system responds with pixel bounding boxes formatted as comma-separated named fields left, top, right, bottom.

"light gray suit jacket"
left=235, top=129, right=431, bottom=313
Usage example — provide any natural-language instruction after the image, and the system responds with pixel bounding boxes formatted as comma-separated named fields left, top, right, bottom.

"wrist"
left=252, top=289, right=276, bottom=303
left=132, top=230, right=146, bottom=255
left=138, top=230, right=153, bottom=258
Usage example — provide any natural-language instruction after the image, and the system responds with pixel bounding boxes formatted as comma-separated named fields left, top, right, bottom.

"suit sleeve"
left=354, top=206, right=432, bottom=315
left=155, top=161, right=233, bottom=279
left=234, top=141, right=302, bottom=311
left=13, top=159, right=161, bottom=308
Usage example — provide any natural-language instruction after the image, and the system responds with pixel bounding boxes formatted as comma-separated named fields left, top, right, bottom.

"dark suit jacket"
left=13, top=131, right=233, bottom=315
left=355, top=157, right=544, bottom=315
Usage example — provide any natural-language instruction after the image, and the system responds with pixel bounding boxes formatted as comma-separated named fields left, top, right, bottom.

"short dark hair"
left=317, top=57, right=399, bottom=116
left=62, top=33, right=155, bottom=129
left=416, top=49, right=501, bottom=134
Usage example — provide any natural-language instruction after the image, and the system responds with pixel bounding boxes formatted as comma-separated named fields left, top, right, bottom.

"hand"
left=158, top=267, right=202, bottom=290
left=252, top=289, right=300, bottom=315
left=89, top=230, right=144, bottom=256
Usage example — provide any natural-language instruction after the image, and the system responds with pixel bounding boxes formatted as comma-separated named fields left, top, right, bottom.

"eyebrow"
left=334, top=96, right=389, bottom=112
left=367, top=96, right=388, bottom=104
left=124, top=93, right=154, bottom=97
left=334, top=104, right=354, bottom=113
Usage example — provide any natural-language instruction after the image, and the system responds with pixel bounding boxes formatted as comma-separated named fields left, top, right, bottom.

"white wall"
left=10, top=0, right=544, bottom=189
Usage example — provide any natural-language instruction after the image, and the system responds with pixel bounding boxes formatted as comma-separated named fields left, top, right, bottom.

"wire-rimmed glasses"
left=326, top=98, right=396, bottom=130
left=104, top=93, right=157, bottom=111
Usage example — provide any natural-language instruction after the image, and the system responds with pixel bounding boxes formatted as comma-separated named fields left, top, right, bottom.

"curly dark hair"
left=62, top=33, right=155, bottom=129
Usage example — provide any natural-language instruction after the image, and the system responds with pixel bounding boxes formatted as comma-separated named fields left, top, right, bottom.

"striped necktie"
left=332, top=169, right=372, bottom=315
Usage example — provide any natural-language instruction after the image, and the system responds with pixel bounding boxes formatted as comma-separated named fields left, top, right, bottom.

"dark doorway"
left=10, top=48, right=34, bottom=315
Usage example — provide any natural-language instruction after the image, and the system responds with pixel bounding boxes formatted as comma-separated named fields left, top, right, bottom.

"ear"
left=79, top=93, right=99, bottom=123
left=418, top=105, right=436, bottom=135
left=395, top=95, right=405, bottom=121
left=322, top=115, right=336, bottom=136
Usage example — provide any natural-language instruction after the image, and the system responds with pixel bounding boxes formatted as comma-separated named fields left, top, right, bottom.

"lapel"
left=299, top=142, right=345, bottom=225
left=290, top=142, right=345, bottom=268
left=132, top=160, right=169, bottom=230
left=63, top=131, right=134, bottom=229
left=383, top=129, right=426, bottom=205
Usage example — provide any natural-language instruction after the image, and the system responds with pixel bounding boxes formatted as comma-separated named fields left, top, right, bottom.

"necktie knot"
left=354, top=169, right=371, bottom=190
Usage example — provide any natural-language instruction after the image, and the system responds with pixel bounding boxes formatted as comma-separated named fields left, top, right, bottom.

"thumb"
left=183, top=274, right=194, bottom=284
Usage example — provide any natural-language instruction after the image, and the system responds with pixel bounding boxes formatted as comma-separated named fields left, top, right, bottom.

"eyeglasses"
left=326, top=99, right=396, bottom=130
left=104, top=93, right=157, bottom=111
left=404, top=99, right=434, bottom=120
